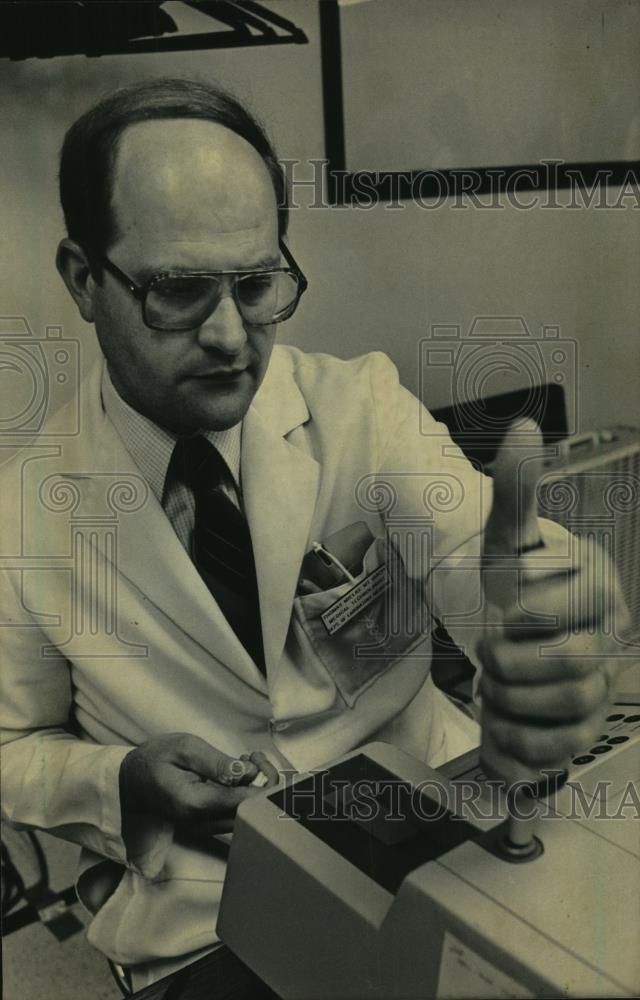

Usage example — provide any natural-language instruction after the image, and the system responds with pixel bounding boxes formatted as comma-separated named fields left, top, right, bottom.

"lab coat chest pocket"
left=292, top=538, right=428, bottom=707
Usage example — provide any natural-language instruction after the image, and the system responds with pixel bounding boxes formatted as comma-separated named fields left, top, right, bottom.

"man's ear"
left=56, top=239, right=97, bottom=323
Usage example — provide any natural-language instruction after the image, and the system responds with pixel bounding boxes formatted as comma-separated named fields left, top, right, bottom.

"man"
left=0, top=78, right=626, bottom=987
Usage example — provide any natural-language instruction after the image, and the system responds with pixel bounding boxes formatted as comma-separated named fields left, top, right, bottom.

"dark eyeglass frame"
left=95, top=240, right=308, bottom=332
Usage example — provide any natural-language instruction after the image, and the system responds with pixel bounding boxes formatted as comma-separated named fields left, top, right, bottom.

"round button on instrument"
left=572, top=754, right=595, bottom=765
left=589, top=745, right=613, bottom=754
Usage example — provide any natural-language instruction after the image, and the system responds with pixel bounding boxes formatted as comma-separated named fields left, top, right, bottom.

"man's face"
left=90, top=119, right=281, bottom=433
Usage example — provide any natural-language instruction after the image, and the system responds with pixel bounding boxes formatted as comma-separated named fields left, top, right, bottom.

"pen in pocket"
left=311, top=542, right=356, bottom=584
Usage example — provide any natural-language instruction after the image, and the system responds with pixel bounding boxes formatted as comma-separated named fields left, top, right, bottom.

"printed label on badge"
left=320, top=565, right=391, bottom=635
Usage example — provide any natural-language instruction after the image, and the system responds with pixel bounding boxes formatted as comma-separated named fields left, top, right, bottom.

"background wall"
left=341, top=0, right=640, bottom=170
left=1, top=0, right=638, bottom=440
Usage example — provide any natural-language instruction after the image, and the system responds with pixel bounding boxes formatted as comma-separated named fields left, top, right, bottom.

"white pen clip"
left=312, top=542, right=356, bottom=583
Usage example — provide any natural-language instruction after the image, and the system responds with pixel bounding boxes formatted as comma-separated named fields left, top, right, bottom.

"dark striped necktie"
left=167, top=435, right=265, bottom=673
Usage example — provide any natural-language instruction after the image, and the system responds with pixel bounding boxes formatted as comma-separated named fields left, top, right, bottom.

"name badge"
left=320, top=565, right=391, bottom=636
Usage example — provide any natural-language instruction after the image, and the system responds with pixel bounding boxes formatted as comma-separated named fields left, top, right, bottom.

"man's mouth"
left=193, top=369, right=247, bottom=381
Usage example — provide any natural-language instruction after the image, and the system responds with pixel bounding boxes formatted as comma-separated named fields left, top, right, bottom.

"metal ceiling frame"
left=1, top=0, right=308, bottom=60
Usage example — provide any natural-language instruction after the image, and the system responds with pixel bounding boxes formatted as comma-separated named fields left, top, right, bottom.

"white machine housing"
left=218, top=697, right=640, bottom=999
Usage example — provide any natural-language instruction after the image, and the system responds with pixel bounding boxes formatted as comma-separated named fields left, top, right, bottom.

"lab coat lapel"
left=241, top=370, right=319, bottom=681
left=64, top=360, right=266, bottom=689
left=113, top=472, right=264, bottom=687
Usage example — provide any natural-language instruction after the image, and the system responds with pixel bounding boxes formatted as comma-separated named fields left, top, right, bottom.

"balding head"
left=110, top=119, right=279, bottom=268
left=58, top=77, right=288, bottom=266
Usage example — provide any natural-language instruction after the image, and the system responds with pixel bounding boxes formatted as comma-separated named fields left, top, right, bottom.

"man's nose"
left=196, top=293, right=247, bottom=355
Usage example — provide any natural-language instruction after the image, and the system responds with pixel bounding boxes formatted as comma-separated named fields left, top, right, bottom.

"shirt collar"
left=100, top=363, right=242, bottom=504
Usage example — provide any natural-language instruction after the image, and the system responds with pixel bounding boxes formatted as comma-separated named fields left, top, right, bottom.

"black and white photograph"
left=1, top=2, right=639, bottom=998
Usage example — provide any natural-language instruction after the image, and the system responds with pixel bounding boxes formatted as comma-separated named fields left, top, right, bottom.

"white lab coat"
left=0, top=345, right=490, bottom=969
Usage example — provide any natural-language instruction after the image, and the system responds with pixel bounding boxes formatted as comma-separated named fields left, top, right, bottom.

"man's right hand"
left=119, top=733, right=279, bottom=836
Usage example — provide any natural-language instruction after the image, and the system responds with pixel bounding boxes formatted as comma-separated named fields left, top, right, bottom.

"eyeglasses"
left=97, top=241, right=308, bottom=332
